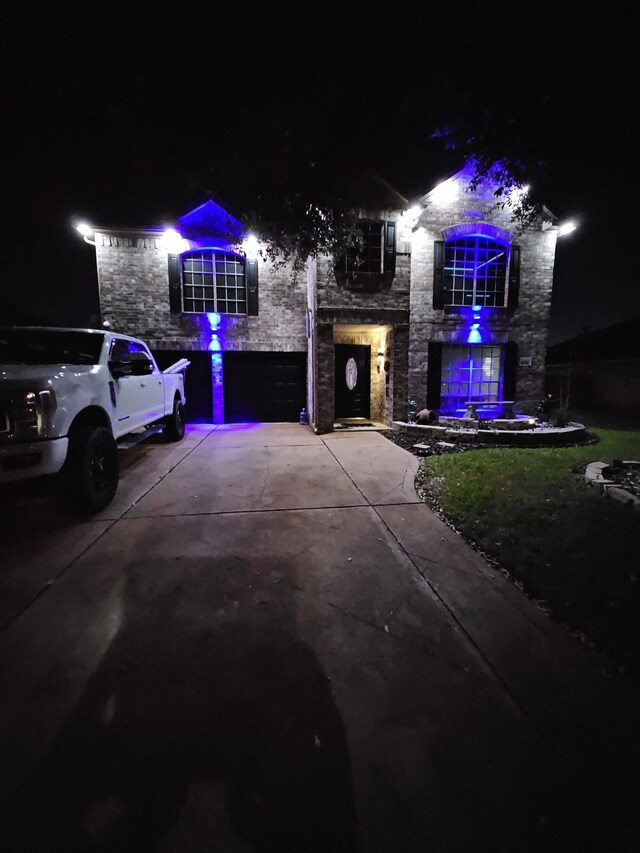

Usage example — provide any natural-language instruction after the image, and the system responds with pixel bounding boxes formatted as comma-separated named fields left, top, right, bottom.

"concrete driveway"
left=1, top=423, right=639, bottom=851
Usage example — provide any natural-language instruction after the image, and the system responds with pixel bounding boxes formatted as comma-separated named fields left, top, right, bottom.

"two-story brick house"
left=88, top=163, right=561, bottom=432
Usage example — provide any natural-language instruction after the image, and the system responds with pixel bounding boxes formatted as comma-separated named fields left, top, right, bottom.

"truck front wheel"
left=164, top=397, right=185, bottom=442
left=64, top=426, right=119, bottom=515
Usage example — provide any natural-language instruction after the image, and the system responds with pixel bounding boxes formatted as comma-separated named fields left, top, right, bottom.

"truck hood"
left=0, top=363, right=97, bottom=390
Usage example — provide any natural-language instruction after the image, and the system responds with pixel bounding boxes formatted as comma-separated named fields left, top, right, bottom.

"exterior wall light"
left=242, top=234, right=260, bottom=258
left=558, top=221, right=577, bottom=237
left=400, top=205, right=422, bottom=228
left=508, top=184, right=530, bottom=204
left=75, top=222, right=95, bottom=245
left=162, top=228, right=189, bottom=254
left=429, top=178, right=459, bottom=203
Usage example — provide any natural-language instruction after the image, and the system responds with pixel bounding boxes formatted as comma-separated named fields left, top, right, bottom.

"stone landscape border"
left=584, top=460, right=640, bottom=511
left=392, top=421, right=587, bottom=447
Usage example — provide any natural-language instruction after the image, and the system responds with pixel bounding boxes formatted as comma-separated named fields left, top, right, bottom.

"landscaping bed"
left=384, top=423, right=640, bottom=683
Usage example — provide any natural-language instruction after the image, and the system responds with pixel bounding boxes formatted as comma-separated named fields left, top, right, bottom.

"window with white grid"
left=181, top=251, right=247, bottom=314
left=444, top=235, right=508, bottom=306
left=440, top=345, right=503, bottom=414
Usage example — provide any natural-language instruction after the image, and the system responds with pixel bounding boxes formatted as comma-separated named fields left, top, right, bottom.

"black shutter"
left=383, top=220, right=396, bottom=279
left=433, top=240, right=445, bottom=308
left=246, top=258, right=258, bottom=316
left=507, top=244, right=521, bottom=308
left=168, top=254, right=182, bottom=313
left=503, top=342, right=519, bottom=400
left=426, top=342, right=443, bottom=410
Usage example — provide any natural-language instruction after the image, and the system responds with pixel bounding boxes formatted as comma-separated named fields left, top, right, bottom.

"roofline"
left=92, top=226, right=168, bottom=236
left=372, top=174, right=410, bottom=207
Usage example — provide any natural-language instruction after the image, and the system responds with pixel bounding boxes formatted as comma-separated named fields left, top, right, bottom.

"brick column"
left=314, top=324, right=335, bottom=433
left=392, top=324, right=410, bottom=422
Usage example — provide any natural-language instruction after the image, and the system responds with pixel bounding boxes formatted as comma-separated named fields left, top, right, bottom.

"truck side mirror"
left=130, top=359, right=153, bottom=376
left=129, top=353, right=154, bottom=376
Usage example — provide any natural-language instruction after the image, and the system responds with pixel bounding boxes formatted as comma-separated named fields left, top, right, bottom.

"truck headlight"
left=13, top=390, right=57, bottom=439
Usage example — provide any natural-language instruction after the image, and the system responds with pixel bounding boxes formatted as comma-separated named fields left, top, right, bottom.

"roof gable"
left=177, top=198, right=244, bottom=240
left=418, top=160, right=557, bottom=225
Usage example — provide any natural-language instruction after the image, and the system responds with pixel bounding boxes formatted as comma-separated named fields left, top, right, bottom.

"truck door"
left=128, top=340, right=165, bottom=423
left=108, top=339, right=163, bottom=433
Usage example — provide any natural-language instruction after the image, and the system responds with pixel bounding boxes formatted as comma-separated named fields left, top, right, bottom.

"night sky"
left=3, top=5, right=638, bottom=344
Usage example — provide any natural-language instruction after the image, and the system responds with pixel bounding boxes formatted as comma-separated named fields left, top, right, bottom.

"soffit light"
left=400, top=204, right=422, bottom=228
left=162, top=228, right=189, bottom=254
left=76, top=222, right=93, bottom=237
left=558, top=221, right=577, bottom=237
left=242, top=234, right=260, bottom=258
left=75, top=221, right=96, bottom=245
left=430, top=179, right=459, bottom=203
left=508, top=184, right=530, bottom=204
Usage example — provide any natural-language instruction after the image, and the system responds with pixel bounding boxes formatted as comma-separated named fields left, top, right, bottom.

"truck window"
left=0, top=329, right=104, bottom=365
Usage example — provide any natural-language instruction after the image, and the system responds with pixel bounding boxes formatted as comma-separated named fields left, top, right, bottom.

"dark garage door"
left=152, top=350, right=213, bottom=423
left=224, top=351, right=306, bottom=423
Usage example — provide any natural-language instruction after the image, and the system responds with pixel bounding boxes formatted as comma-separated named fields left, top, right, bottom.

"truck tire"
left=64, top=426, right=119, bottom=515
left=164, top=397, right=185, bottom=442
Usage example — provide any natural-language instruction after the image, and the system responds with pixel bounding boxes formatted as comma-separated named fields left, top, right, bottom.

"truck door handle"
left=140, top=382, right=146, bottom=387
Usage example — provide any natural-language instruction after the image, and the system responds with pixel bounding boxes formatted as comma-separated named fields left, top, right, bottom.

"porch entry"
left=334, top=344, right=371, bottom=419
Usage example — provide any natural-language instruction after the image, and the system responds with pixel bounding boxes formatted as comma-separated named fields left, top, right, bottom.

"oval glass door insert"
left=345, top=357, right=358, bottom=390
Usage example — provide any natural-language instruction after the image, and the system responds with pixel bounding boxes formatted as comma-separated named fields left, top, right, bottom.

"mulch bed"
left=609, top=464, right=640, bottom=499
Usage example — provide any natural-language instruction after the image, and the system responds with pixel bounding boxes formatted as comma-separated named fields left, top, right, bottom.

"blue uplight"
left=210, top=352, right=224, bottom=423
left=207, top=312, right=222, bottom=332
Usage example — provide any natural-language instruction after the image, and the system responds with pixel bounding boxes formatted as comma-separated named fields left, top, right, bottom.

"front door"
left=334, top=344, right=371, bottom=419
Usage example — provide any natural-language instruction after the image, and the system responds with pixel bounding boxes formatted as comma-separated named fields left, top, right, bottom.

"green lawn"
left=420, top=425, right=640, bottom=679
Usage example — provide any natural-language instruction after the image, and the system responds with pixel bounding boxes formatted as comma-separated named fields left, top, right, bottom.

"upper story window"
left=168, top=249, right=259, bottom=316
left=336, top=219, right=397, bottom=290
left=345, top=221, right=385, bottom=274
left=182, top=250, right=246, bottom=314
left=445, top=235, right=508, bottom=306
left=433, top=226, right=520, bottom=309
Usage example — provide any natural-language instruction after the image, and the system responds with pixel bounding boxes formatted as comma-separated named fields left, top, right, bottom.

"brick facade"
left=91, top=171, right=559, bottom=429
left=409, top=180, right=556, bottom=411
left=95, top=232, right=307, bottom=354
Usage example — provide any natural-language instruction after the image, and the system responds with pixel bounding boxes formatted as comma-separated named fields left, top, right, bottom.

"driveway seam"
left=318, top=440, right=535, bottom=707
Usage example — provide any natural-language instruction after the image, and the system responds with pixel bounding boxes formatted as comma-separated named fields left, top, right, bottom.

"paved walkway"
left=1, top=423, right=639, bottom=851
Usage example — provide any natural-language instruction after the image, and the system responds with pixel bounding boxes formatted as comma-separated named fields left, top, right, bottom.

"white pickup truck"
left=0, top=327, right=189, bottom=514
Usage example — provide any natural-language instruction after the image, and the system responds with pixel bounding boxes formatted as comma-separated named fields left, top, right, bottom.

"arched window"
left=432, top=224, right=520, bottom=309
left=444, top=233, right=509, bottom=307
